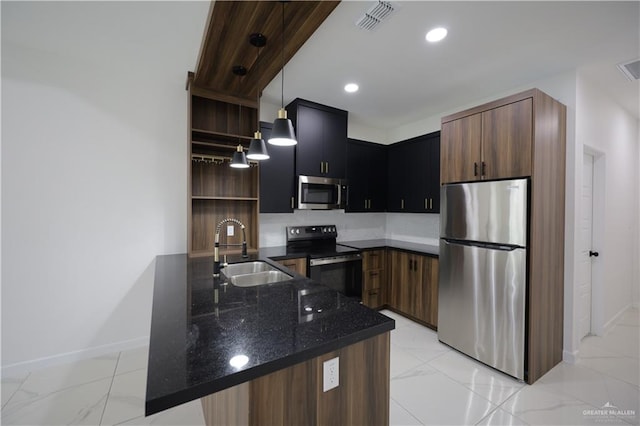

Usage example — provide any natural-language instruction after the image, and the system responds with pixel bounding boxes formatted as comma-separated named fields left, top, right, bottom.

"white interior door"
left=578, top=153, right=595, bottom=339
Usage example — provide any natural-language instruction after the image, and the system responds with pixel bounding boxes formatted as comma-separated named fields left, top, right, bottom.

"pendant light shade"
left=247, top=131, right=270, bottom=160
left=268, top=2, right=297, bottom=146
left=269, top=109, right=297, bottom=146
left=230, top=145, right=249, bottom=168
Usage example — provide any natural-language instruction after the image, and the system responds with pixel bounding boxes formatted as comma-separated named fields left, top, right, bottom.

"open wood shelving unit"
left=188, top=86, right=260, bottom=258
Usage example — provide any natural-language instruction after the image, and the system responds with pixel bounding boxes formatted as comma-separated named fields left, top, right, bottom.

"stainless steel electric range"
left=286, top=225, right=362, bottom=299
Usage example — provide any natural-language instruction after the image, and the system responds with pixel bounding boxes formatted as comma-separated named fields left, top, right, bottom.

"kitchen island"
left=146, top=254, right=395, bottom=425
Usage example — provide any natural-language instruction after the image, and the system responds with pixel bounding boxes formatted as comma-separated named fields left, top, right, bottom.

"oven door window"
left=301, top=183, right=338, bottom=205
left=309, top=259, right=362, bottom=299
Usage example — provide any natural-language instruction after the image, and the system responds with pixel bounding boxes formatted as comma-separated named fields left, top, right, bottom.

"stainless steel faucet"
left=213, top=218, right=248, bottom=276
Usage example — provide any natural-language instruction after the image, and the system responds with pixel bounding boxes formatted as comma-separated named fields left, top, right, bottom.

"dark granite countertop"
left=338, top=239, right=439, bottom=257
left=145, top=254, right=395, bottom=416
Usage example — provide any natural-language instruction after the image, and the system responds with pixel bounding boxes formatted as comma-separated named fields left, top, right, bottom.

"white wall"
left=1, top=1, right=209, bottom=374
left=575, top=74, right=640, bottom=333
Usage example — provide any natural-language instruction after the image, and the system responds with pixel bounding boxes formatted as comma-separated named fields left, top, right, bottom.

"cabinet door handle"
left=482, top=161, right=486, bottom=176
left=291, top=196, right=295, bottom=209
left=320, top=162, right=324, bottom=174
left=326, top=162, right=329, bottom=174
left=368, top=199, right=371, bottom=209
left=430, top=198, right=433, bottom=210
left=408, top=259, right=413, bottom=271
left=365, top=199, right=368, bottom=209
left=370, top=272, right=379, bottom=277
left=474, top=162, right=478, bottom=176
left=401, top=199, right=405, bottom=210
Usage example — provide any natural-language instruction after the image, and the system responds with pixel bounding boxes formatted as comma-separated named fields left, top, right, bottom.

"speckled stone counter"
left=145, top=254, right=395, bottom=416
left=339, top=239, right=439, bottom=257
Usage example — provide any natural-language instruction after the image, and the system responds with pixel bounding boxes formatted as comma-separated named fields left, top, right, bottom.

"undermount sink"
left=221, top=261, right=293, bottom=287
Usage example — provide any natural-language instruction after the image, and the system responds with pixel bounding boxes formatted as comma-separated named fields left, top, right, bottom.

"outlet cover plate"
left=323, top=357, right=339, bottom=392
left=227, top=225, right=235, bottom=236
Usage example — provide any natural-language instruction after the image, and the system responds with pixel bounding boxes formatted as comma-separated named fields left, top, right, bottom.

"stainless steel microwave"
left=297, top=175, right=347, bottom=210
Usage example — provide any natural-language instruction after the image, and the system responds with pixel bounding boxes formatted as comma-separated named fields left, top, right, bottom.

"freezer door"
left=438, top=239, right=526, bottom=380
left=440, top=178, right=528, bottom=247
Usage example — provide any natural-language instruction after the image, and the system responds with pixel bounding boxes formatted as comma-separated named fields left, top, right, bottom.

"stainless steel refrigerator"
left=438, top=178, right=528, bottom=380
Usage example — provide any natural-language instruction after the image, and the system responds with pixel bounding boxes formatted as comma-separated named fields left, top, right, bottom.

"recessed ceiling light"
left=426, top=27, right=447, bottom=43
left=344, top=83, right=359, bottom=93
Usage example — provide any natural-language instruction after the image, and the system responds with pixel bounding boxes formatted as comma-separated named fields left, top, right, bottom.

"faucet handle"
left=222, top=254, right=228, bottom=268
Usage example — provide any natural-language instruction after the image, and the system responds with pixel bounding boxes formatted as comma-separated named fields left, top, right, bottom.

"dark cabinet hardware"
left=474, top=162, right=478, bottom=176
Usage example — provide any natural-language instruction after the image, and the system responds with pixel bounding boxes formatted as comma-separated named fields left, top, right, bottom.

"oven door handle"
left=309, top=254, right=362, bottom=267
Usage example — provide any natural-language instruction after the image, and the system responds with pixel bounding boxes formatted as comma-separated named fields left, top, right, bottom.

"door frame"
left=583, top=146, right=606, bottom=337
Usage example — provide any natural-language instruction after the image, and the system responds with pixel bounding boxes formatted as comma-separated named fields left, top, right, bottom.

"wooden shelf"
left=191, top=161, right=258, bottom=199
left=192, top=196, right=258, bottom=201
left=191, top=96, right=257, bottom=137
left=192, top=129, right=253, bottom=146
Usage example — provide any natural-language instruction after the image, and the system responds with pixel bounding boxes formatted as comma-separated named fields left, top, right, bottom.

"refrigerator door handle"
left=442, top=238, right=524, bottom=251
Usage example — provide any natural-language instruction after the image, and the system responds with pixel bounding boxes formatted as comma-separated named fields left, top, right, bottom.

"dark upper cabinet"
left=346, top=139, right=387, bottom=212
left=259, top=121, right=296, bottom=213
left=286, top=98, right=348, bottom=178
left=387, top=131, right=440, bottom=213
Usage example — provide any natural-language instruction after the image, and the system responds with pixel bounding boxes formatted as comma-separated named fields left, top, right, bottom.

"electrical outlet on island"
left=323, top=357, right=339, bottom=392
left=227, top=225, right=234, bottom=237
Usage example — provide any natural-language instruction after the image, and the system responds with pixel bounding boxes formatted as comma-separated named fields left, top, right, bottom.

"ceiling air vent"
left=617, top=59, right=640, bottom=81
left=355, top=1, right=397, bottom=31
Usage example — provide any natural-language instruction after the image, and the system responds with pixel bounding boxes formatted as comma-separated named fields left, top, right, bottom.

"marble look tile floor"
left=2, top=308, right=638, bottom=425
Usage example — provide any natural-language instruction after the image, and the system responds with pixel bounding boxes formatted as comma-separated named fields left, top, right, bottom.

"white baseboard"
left=563, top=349, right=579, bottom=364
left=1, top=336, right=149, bottom=378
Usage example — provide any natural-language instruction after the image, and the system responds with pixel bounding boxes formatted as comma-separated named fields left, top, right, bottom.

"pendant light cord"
left=256, top=38, right=261, bottom=118
left=281, top=1, right=285, bottom=109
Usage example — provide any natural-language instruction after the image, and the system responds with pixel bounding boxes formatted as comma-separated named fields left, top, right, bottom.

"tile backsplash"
left=260, top=211, right=439, bottom=247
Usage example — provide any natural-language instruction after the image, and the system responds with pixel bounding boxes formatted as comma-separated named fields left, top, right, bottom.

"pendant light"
left=268, top=1, right=297, bottom=146
left=230, top=144, right=249, bottom=168
left=230, top=65, right=250, bottom=168
left=247, top=33, right=270, bottom=160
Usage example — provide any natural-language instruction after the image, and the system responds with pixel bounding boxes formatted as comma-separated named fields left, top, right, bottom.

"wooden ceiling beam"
left=193, top=1, right=340, bottom=101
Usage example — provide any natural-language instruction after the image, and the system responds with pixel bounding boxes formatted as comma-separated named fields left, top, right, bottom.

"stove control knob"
left=331, top=227, right=336, bottom=232
left=290, top=229, right=295, bottom=234
left=296, top=229, right=300, bottom=234
left=322, top=227, right=327, bottom=232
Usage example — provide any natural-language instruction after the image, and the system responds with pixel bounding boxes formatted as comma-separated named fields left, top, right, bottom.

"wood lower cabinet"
left=200, top=332, right=390, bottom=426
left=275, top=257, right=307, bottom=277
left=362, top=249, right=386, bottom=308
left=388, top=250, right=438, bottom=329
